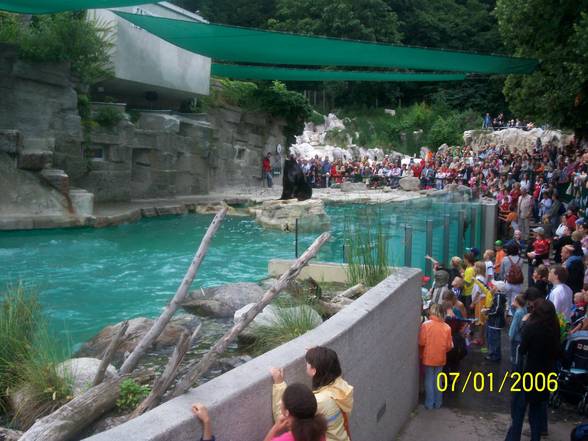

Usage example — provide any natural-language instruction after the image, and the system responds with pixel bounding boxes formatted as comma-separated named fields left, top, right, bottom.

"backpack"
left=571, top=423, right=588, bottom=441
left=506, top=256, right=524, bottom=284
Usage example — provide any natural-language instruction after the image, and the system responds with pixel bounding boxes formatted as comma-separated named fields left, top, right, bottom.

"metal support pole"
left=295, top=219, right=299, bottom=258
left=426, top=219, right=433, bottom=277
left=443, top=214, right=450, bottom=265
left=470, top=206, right=477, bottom=249
left=404, top=224, right=413, bottom=267
left=480, top=204, right=486, bottom=252
left=458, top=210, right=465, bottom=256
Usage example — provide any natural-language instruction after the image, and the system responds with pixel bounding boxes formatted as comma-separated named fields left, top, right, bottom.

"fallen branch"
left=19, top=370, right=153, bottom=441
left=120, top=207, right=227, bottom=374
left=317, top=298, right=352, bottom=316
left=130, top=324, right=201, bottom=418
left=172, top=232, right=331, bottom=397
left=93, top=320, right=129, bottom=386
left=335, top=283, right=365, bottom=300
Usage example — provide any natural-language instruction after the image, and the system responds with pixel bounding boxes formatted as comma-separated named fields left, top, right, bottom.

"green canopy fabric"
left=117, top=12, right=538, bottom=75
left=0, top=0, right=153, bottom=14
left=212, top=64, right=467, bottom=82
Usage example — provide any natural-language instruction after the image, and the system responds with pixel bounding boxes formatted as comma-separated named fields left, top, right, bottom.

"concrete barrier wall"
left=268, top=260, right=395, bottom=284
left=84, top=267, right=422, bottom=441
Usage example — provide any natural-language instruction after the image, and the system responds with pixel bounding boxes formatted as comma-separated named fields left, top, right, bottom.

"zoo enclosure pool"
left=0, top=198, right=493, bottom=348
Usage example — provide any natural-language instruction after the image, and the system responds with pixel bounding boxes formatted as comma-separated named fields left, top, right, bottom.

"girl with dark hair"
left=265, top=383, right=327, bottom=441
left=271, top=347, right=354, bottom=441
left=504, top=299, right=561, bottom=441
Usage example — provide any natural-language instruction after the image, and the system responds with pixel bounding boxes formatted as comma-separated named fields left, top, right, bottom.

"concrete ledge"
left=84, top=267, right=422, bottom=441
left=269, top=259, right=394, bottom=284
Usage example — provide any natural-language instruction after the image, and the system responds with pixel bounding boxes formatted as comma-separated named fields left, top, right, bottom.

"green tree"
left=174, top=0, right=276, bottom=28
left=495, top=0, right=588, bottom=138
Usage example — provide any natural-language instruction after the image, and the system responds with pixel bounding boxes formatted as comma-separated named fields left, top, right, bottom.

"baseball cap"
left=532, top=227, right=545, bottom=235
left=494, top=240, right=503, bottom=247
left=576, top=218, right=586, bottom=226
left=466, top=247, right=480, bottom=257
left=422, top=276, right=431, bottom=284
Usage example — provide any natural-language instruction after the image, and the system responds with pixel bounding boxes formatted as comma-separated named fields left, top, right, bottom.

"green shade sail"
left=0, top=0, right=153, bottom=14
left=212, top=64, right=467, bottom=82
left=116, top=12, right=538, bottom=75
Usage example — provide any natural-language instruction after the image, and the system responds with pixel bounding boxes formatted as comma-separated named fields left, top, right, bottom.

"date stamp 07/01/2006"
left=436, top=371, right=558, bottom=394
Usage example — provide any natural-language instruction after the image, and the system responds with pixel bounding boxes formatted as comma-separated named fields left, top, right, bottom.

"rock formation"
left=463, top=128, right=574, bottom=152
left=250, top=199, right=331, bottom=232
left=180, top=282, right=265, bottom=318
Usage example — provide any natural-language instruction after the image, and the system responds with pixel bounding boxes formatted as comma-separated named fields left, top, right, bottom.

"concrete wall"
left=269, top=260, right=395, bottom=284
left=89, top=3, right=210, bottom=108
left=84, top=267, right=422, bottom=441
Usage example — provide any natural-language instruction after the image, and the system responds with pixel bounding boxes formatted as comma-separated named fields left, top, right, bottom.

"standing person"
left=517, top=187, right=533, bottom=239
left=547, top=265, right=573, bottom=321
left=562, top=244, right=585, bottom=294
left=462, top=253, right=476, bottom=310
left=531, top=265, right=550, bottom=298
left=494, top=240, right=507, bottom=279
left=263, top=152, right=273, bottom=188
left=419, top=304, right=453, bottom=410
left=483, top=281, right=507, bottom=362
left=508, top=294, right=527, bottom=369
left=271, top=347, right=353, bottom=441
left=504, top=299, right=561, bottom=441
left=268, top=383, right=328, bottom=441
left=484, top=249, right=496, bottom=282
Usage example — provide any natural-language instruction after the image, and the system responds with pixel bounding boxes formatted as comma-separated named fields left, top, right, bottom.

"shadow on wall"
left=84, top=267, right=422, bottom=441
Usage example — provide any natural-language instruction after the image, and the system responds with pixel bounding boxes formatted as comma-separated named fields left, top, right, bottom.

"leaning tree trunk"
left=93, top=320, right=128, bottom=386
left=172, top=232, right=331, bottom=397
left=119, top=207, right=227, bottom=374
left=19, top=371, right=153, bottom=441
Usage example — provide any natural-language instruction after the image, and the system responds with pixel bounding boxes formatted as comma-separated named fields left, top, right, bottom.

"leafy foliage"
left=93, top=106, right=124, bottom=128
left=0, top=12, right=113, bottom=84
left=495, top=0, right=588, bottom=131
left=210, top=79, right=313, bottom=143
left=0, top=284, right=73, bottom=429
left=344, top=214, right=390, bottom=287
left=116, top=379, right=151, bottom=412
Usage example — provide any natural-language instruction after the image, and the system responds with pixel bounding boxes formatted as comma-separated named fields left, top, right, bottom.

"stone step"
left=69, top=188, right=94, bottom=217
left=17, top=150, right=53, bottom=171
left=40, top=168, right=69, bottom=195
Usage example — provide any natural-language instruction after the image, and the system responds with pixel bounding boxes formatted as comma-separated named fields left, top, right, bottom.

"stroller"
left=549, top=331, right=588, bottom=414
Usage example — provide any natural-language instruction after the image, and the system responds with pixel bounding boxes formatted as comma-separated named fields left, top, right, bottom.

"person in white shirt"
left=547, top=265, right=574, bottom=321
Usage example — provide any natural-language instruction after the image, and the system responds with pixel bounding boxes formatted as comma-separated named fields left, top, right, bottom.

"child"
left=271, top=347, right=353, bottom=441
left=442, top=290, right=467, bottom=319
left=572, top=291, right=587, bottom=325
left=483, top=281, right=507, bottom=362
left=508, top=294, right=527, bottom=368
left=494, top=240, right=506, bottom=277
left=484, top=249, right=495, bottom=282
left=471, top=261, right=490, bottom=349
left=462, top=253, right=476, bottom=309
left=451, top=276, right=465, bottom=305
left=418, top=304, right=453, bottom=410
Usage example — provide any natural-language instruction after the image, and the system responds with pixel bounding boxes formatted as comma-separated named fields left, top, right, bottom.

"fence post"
left=470, top=206, right=477, bottom=249
left=443, top=214, right=450, bottom=265
left=426, top=219, right=433, bottom=277
left=404, top=224, right=413, bottom=267
left=295, top=219, right=299, bottom=258
left=458, top=210, right=465, bottom=256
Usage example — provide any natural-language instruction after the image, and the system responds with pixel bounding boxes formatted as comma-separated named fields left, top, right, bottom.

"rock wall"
left=0, top=44, right=287, bottom=208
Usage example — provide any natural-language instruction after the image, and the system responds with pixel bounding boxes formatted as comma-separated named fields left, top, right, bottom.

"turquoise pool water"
left=0, top=199, right=482, bottom=348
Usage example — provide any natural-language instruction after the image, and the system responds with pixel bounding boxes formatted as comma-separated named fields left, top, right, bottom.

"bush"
left=344, top=215, right=390, bottom=287
left=116, top=379, right=150, bottom=412
left=249, top=302, right=322, bottom=355
left=0, top=284, right=73, bottom=429
left=93, top=106, right=123, bottom=128
left=0, top=12, right=113, bottom=85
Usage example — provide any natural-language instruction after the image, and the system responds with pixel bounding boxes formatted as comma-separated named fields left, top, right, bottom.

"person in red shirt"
left=566, top=208, right=578, bottom=231
left=263, top=152, right=273, bottom=188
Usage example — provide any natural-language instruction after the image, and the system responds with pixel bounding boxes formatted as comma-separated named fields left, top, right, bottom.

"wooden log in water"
left=120, top=207, right=227, bottom=375
left=172, top=232, right=331, bottom=397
